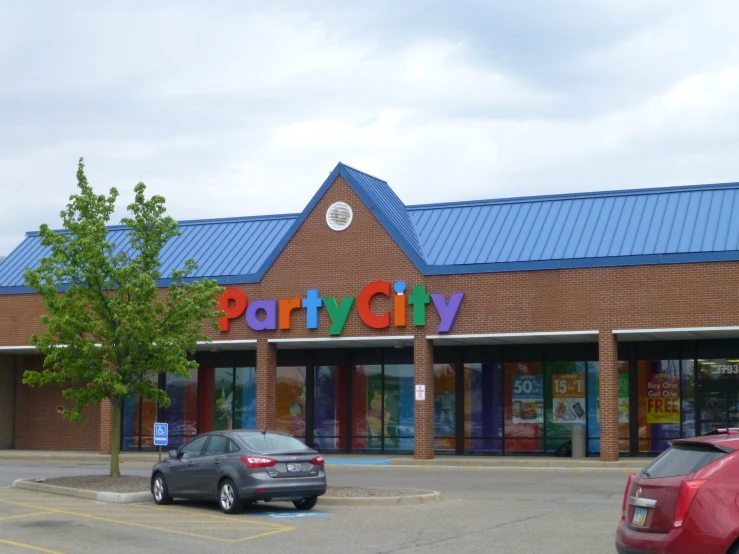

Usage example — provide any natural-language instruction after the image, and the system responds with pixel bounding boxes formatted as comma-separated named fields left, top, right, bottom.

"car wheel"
left=218, top=478, right=242, bottom=515
left=293, top=496, right=317, bottom=511
left=152, top=473, right=173, bottom=505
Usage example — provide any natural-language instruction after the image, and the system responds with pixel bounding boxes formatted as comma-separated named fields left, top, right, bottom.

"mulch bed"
left=37, top=475, right=151, bottom=493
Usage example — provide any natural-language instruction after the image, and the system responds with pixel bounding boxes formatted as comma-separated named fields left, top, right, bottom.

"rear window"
left=237, top=433, right=311, bottom=454
left=641, top=443, right=728, bottom=479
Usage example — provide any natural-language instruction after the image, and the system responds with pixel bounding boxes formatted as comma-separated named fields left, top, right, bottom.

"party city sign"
left=218, top=280, right=464, bottom=335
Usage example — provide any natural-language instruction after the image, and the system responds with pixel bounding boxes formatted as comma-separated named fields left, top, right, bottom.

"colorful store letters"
left=218, top=280, right=464, bottom=334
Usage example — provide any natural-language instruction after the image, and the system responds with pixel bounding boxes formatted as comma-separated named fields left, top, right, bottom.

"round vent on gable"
left=326, top=201, right=353, bottom=231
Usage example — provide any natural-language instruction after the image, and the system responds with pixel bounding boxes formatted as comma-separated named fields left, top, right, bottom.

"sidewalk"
left=0, top=450, right=651, bottom=470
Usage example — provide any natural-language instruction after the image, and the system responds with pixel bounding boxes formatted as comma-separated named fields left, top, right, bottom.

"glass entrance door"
left=697, top=390, right=739, bottom=435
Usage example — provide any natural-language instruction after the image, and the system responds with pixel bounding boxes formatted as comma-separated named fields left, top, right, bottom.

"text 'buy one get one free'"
left=218, top=280, right=464, bottom=335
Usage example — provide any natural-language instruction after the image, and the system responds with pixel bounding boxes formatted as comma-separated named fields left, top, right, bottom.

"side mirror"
left=168, top=449, right=179, bottom=459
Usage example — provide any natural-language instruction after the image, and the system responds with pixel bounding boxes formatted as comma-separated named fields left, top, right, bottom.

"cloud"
left=1, top=0, right=739, bottom=257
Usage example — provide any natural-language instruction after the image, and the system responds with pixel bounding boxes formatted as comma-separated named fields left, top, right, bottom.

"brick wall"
left=413, top=336, right=434, bottom=459
left=256, top=340, right=277, bottom=430
left=598, top=332, right=619, bottom=461
left=14, top=355, right=100, bottom=450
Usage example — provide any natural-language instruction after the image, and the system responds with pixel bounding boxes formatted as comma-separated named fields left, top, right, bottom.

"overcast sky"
left=2, top=0, right=739, bottom=256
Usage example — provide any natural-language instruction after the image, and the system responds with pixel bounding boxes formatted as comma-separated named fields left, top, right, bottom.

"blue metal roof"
left=408, top=184, right=739, bottom=272
left=340, top=165, right=427, bottom=267
left=2, top=162, right=739, bottom=294
left=0, top=214, right=298, bottom=293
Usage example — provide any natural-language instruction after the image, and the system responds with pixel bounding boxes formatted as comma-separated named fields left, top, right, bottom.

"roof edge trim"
left=408, top=180, right=739, bottom=211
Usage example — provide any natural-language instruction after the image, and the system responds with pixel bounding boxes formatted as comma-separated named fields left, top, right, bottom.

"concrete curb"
left=12, top=479, right=152, bottom=504
left=386, top=458, right=646, bottom=470
left=318, top=489, right=441, bottom=506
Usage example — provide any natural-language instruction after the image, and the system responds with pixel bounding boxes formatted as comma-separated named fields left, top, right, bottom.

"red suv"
left=616, top=430, right=739, bottom=554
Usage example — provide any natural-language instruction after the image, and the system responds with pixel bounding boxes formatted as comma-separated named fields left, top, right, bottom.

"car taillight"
left=621, top=473, right=635, bottom=521
left=311, top=456, right=325, bottom=466
left=673, top=479, right=707, bottom=528
left=241, top=456, right=277, bottom=468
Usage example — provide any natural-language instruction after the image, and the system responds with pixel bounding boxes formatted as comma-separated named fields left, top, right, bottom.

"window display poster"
left=645, top=371, right=680, bottom=424
left=512, top=375, right=543, bottom=424
left=552, top=373, right=585, bottom=424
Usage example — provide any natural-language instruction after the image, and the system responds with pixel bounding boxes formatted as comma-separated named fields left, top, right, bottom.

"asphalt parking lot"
left=0, top=461, right=628, bottom=553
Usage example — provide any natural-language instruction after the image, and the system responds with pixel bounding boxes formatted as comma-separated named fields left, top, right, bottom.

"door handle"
left=214, top=459, right=221, bottom=465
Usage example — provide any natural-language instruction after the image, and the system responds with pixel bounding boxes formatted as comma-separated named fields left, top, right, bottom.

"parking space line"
left=0, top=511, right=56, bottom=522
left=130, top=503, right=295, bottom=529
left=0, top=498, right=292, bottom=543
left=0, top=538, right=65, bottom=554
left=229, top=528, right=297, bottom=543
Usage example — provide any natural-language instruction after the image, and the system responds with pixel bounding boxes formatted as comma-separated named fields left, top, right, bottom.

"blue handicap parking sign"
left=154, top=423, right=168, bottom=446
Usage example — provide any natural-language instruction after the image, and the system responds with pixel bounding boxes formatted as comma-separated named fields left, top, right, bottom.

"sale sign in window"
left=645, top=372, right=680, bottom=424
left=512, top=375, right=543, bottom=424
left=552, top=373, right=586, bottom=424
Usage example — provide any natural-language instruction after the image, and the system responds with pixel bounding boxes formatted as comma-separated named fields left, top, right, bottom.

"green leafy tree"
left=23, top=158, right=224, bottom=476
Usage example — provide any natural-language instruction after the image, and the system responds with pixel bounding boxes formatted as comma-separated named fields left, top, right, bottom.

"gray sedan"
left=150, top=430, right=327, bottom=514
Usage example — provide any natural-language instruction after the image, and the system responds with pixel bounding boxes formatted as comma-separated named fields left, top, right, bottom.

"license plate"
left=632, top=507, right=648, bottom=526
left=287, top=463, right=303, bottom=472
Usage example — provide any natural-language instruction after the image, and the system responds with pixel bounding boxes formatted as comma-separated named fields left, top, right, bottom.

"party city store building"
left=2, top=163, right=739, bottom=461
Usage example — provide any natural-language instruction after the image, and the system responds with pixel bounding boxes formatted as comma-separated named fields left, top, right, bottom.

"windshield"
left=237, top=433, right=311, bottom=453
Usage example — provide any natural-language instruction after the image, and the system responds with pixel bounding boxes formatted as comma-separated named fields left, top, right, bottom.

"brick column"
left=599, top=331, right=619, bottom=462
left=99, top=399, right=113, bottom=454
left=413, top=335, right=434, bottom=460
left=256, top=340, right=277, bottom=431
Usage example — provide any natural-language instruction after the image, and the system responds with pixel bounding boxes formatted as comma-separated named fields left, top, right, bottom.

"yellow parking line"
left=0, top=538, right=65, bottom=554
left=130, top=503, right=293, bottom=530
left=0, top=499, right=288, bottom=544
left=229, top=528, right=295, bottom=543
left=0, top=511, right=55, bottom=522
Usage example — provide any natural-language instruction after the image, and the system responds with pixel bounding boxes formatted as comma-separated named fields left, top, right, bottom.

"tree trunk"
left=110, top=398, right=122, bottom=477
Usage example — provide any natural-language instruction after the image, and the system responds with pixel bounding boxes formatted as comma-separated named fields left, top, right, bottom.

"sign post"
left=154, top=422, right=168, bottom=462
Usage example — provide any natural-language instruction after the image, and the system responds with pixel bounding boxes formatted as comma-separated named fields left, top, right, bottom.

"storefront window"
left=587, top=361, right=630, bottom=454
left=464, top=363, right=503, bottom=453
left=434, top=364, right=456, bottom=452
left=165, top=369, right=198, bottom=448
left=638, top=360, right=681, bottom=453
left=213, top=367, right=234, bottom=431
left=384, top=364, right=414, bottom=451
left=695, top=358, right=739, bottom=434
left=352, top=365, right=383, bottom=451
left=545, top=362, right=585, bottom=454
left=682, top=360, right=695, bottom=438
left=314, top=365, right=348, bottom=451
left=122, top=392, right=139, bottom=451
left=276, top=366, right=306, bottom=439
left=121, top=375, right=159, bottom=451
left=352, top=363, right=413, bottom=452
left=504, top=362, right=543, bottom=453
left=234, top=367, right=256, bottom=430
left=697, top=358, right=739, bottom=381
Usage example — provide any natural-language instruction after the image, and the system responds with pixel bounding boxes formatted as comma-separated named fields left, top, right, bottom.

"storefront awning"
left=428, top=331, right=599, bottom=346
left=268, top=335, right=415, bottom=350
left=196, top=340, right=257, bottom=351
left=0, top=345, right=37, bottom=354
left=613, top=326, right=739, bottom=342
